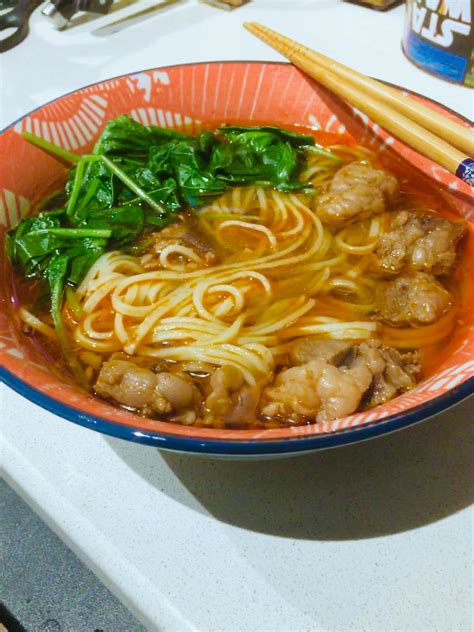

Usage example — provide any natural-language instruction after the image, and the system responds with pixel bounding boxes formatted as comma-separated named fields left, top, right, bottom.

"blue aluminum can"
left=403, top=0, right=473, bottom=87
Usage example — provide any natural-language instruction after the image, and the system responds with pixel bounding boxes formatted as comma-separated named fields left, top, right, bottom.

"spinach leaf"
left=96, top=115, right=193, bottom=157
left=149, top=139, right=225, bottom=205
left=67, top=238, right=108, bottom=285
left=95, top=115, right=158, bottom=158
left=80, top=205, right=144, bottom=245
left=214, top=125, right=314, bottom=191
left=218, top=125, right=316, bottom=147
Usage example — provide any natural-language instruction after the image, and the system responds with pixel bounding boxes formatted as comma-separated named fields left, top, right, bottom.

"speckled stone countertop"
left=1, top=479, right=145, bottom=631
left=3, top=385, right=473, bottom=630
left=1, top=2, right=473, bottom=630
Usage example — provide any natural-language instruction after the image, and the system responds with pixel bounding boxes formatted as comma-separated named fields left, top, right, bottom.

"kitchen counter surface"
left=1, top=2, right=473, bottom=630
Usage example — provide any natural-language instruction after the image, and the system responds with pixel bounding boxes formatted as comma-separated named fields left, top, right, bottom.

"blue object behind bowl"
left=403, top=0, right=473, bottom=86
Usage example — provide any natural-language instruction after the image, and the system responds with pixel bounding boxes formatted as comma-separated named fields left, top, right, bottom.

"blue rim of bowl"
left=1, top=61, right=473, bottom=455
left=1, top=365, right=473, bottom=454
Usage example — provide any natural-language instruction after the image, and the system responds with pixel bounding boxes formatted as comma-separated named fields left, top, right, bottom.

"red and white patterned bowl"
left=1, top=62, right=473, bottom=457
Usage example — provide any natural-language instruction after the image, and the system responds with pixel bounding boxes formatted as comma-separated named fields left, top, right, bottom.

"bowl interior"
left=1, top=61, right=473, bottom=444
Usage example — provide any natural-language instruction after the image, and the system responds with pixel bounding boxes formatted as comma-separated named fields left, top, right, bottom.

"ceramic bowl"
left=1, top=61, right=473, bottom=457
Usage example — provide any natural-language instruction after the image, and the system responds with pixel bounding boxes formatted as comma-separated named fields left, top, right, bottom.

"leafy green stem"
left=28, top=228, right=112, bottom=238
left=49, top=256, right=87, bottom=388
left=305, top=145, right=342, bottom=162
left=101, top=155, right=167, bottom=215
left=199, top=212, right=261, bottom=221
left=66, top=156, right=100, bottom=216
left=66, top=285, right=83, bottom=316
left=75, top=178, right=100, bottom=213
left=23, top=131, right=81, bottom=164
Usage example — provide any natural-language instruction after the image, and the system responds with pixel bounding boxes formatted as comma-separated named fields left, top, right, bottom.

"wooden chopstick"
left=293, top=51, right=467, bottom=173
left=244, top=22, right=474, bottom=185
left=244, top=22, right=473, bottom=156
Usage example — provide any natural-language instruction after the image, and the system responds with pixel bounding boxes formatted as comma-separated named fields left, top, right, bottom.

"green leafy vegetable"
left=211, top=125, right=316, bottom=191
left=8, top=117, right=323, bottom=381
left=94, top=115, right=192, bottom=158
left=7, top=210, right=109, bottom=384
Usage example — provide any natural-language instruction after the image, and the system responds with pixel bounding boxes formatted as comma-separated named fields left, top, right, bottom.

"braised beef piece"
left=95, top=358, right=200, bottom=422
left=204, top=365, right=260, bottom=427
left=290, top=339, right=353, bottom=366
left=372, top=211, right=466, bottom=276
left=316, top=161, right=398, bottom=226
left=140, top=217, right=219, bottom=269
left=375, top=272, right=452, bottom=327
left=358, top=343, right=419, bottom=408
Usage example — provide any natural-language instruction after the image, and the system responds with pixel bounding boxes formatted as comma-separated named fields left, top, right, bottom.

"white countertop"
left=1, top=2, right=473, bottom=630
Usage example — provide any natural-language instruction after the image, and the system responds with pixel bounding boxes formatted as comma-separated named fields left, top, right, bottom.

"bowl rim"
left=1, top=60, right=472, bottom=136
left=1, top=365, right=472, bottom=454
left=1, top=60, right=473, bottom=455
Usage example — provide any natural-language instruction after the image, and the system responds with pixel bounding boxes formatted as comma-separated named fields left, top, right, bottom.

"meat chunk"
left=152, top=373, right=196, bottom=413
left=95, top=360, right=157, bottom=409
left=360, top=343, right=419, bottom=408
left=262, top=355, right=376, bottom=423
left=316, top=161, right=398, bottom=226
left=95, top=359, right=197, bottom=418
left=140, top=218, right=218, bottom=270
left=261, top=340, right=420, bottom=423
left=205, top=366, right=243, bottom=413
left=223, top=385, right=260, bottom=426
left=376, top=272, right=452, bottom=327
left=290, top=339, right=353, bottom=366
left=261, top=359, right=350, bottom=421
left=372, top=211, right=466, bottom=276
left=314, top=360, right=375, bottom=422
left=205, top=366, right=260, bottom=426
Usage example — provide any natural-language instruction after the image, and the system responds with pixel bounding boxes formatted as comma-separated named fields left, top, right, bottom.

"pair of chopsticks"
left=244, top=22, right=474, bottom=186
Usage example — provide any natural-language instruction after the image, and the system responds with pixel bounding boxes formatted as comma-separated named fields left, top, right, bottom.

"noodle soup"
left=8, top=120, right=468, bottom=429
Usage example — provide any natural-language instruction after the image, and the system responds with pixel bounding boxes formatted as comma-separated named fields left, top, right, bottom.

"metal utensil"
left=41, top=0, right=112, bottom=29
